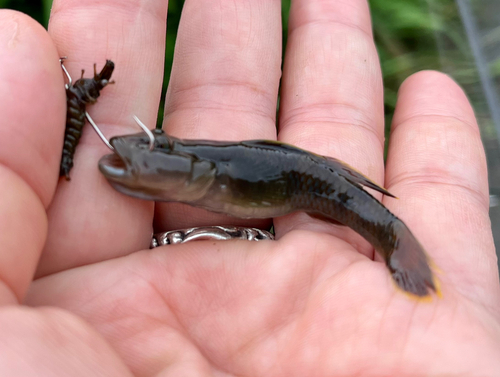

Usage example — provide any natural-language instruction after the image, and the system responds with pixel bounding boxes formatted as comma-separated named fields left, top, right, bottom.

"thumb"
left=0, top=10, right=65, bottom=303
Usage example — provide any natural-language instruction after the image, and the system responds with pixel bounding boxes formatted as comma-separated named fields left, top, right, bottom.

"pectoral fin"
left=323, top=156, right=396, bottom=198
left=186, top=159, right=216, bottom=198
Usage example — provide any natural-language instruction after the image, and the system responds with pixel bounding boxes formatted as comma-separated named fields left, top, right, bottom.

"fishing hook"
left=85, top=112, right=155, bottom=152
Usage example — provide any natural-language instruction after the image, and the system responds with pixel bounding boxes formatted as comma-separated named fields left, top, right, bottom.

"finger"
left=275, top=0, right=385, bottom=256
left=0, top=11, right=64, bottom=303
left=0, top=307, right=133, bottom=376
left=37, top=0, right=168, bottom=277
left=385, top=71, right=499, bottom=310
left=154, top=0, right=282, bottom=231
left=0, top=11, right=64, bottom=208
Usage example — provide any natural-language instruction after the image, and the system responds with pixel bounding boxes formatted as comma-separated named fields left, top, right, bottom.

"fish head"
left=98, top=131, right=216, bottom=202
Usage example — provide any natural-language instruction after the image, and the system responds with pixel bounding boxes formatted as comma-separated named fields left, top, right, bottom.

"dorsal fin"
left=236, top=139, right=396, bottom=198
left=322, top=156, right=397, bottom=198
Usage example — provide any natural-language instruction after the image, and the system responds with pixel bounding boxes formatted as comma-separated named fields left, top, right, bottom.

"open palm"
left=1, top=0, right=500, bottom=375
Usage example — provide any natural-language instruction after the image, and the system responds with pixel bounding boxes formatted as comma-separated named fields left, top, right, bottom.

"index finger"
left=0, top=11, right=63, bottom=302
left=36, top=0, right=169, bottom=277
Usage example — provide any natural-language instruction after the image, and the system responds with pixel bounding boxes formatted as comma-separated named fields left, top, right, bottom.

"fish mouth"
left=98, top=152, right=128, bottom=179
left=98, top=138, right=134, bottom=181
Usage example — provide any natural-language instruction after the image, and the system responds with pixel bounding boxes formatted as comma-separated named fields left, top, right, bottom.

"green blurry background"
left=3, top=0, right=500, bottom=260
left=3, top=0, right=499, bottom=138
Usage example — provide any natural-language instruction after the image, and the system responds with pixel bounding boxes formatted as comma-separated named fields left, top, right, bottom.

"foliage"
left=1, top=0, right=45, bottom=24
left=3, top=0, right=500, bottom=140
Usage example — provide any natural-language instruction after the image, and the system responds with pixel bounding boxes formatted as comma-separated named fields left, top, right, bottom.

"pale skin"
left=0, top=0, right=499, bottom=375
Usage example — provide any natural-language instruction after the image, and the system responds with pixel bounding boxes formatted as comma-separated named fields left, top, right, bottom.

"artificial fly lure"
left=59, top=58, right=115, bottom=180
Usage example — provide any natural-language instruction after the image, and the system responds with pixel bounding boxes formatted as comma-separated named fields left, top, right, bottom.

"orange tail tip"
left=391, top=267, right=440, bottom=299
left=386, top=225, right=441, bottom=299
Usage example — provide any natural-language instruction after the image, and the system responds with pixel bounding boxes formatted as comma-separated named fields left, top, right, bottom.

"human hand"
left=1, top=0, right=500, bottom=375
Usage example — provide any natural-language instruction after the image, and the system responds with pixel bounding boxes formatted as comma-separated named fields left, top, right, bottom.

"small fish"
left=60, top=60, right=115, bottom=180
left=98, top=130, right=438, bottom=297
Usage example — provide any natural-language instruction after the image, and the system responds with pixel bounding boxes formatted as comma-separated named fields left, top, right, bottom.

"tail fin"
left=387, top=222, right=439, bottom=297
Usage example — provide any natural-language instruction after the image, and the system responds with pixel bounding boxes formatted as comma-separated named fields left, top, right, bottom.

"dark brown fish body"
left=99, top=131, right=437, bottom=297
left=60, top=60, right=115, bottom=180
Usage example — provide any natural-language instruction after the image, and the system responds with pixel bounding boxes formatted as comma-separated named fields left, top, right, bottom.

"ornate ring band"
left=151, top=226, right=275, bottom=248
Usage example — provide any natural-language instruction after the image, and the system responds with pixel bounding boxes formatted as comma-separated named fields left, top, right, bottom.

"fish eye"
left=153, top=134, right=171, bottom=151
left=154, top=141, right=170, bottom=150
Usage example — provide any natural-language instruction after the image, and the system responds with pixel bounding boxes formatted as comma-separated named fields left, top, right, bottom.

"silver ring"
left=151, top=226, right=274, bottom=248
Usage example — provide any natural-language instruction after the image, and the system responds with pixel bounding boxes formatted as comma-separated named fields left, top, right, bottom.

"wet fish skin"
left=99, top=131, right=437, bottom=297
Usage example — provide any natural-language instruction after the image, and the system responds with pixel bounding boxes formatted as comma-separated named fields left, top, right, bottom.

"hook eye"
left=59, top=57, right=72, bottom=88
